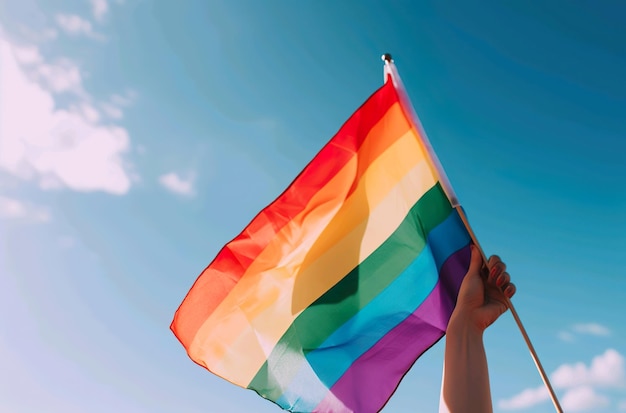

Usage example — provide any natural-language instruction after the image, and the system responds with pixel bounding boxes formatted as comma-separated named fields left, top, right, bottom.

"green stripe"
left=248, top=183, right=451, bottom=397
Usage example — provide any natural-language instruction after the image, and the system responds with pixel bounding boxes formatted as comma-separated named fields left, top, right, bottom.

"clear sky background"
left=1, top=1, right=625, bottom=412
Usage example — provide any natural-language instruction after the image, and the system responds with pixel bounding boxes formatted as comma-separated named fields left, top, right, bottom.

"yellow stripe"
left=189, top=130, right=437, bottom=385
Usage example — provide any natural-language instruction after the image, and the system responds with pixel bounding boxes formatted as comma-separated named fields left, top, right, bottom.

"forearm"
left=441, top=315, right=493, bottom=413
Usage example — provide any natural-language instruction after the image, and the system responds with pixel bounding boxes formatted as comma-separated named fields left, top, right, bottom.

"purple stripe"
left=314, top=244, right=470, bottom=413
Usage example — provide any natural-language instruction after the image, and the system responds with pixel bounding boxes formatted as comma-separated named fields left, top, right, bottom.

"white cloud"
left=91, top=0, right=109, bottom=22
left=55, top=14, right=103, bottom=40
left=561, top=386, right=609, bottom=411
left=40, top=28, right=59, bottom=41
left=77, top=103, right=101, bottom=123
left=498, top=385, right=549, bottom=410
left=35, top=58, right=85, bottom=95
left=13, top=45, right=86, bottom=96
left=559, top=322, right=612, bottom=341
left=100, top=103, right=124, bottom=119
left=0, top=196, right=50, bottom=222
left=551, top=349, right=625, bottom=389
left=572, top=323, right=611, bottom=337
left=159, top=172, right=196, bottom=196
left=0, top=196, right=26, bottom=218
left=110, top=91, right=136, bottom=107
left=12, top=45, right=43, bottom=64
left=0, top=37, right=133, bottom=195
left=56, top=14, right=93, bottom=36
left=17, top=26, right=58, bottom=43
left=99, top=90, right=136, bottom=120
left=504, top=350, right=625, bottom=412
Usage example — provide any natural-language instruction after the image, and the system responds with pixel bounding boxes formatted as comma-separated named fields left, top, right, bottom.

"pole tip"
left=381, top=53, right=393, bottom=63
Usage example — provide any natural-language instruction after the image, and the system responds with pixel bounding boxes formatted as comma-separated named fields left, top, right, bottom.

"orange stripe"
left=173, top=102, right=410, bottom=348
left=189, top=129, right=434, bottom=385
left=171, top=82, right=401, bottom=349
left=230, top=103, right=411, bottom=286
left=211, top=158, right=436, bottom=386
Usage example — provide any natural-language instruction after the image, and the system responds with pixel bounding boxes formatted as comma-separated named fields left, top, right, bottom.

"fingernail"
left=505, top=285, right=513, bottom=296
left=489, top=266, right=498, bottom=280
left=496, top=277, right=503, bottom=287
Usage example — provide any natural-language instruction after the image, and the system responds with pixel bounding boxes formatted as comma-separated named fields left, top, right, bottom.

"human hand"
left=450, top=244, right=516, bottom=333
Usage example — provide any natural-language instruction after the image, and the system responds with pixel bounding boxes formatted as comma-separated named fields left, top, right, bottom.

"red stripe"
left=171, top=81, right=400, bottom=348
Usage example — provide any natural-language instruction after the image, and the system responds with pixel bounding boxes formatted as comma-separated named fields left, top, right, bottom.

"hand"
left=450, top=244, right=516, bottom=333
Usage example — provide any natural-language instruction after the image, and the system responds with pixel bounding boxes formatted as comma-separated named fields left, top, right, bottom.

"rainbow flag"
left=172, top=65, right=472, bottom=412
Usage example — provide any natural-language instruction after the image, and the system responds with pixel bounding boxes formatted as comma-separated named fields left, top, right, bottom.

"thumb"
left=456, top=244, right=487, bottom=310
left=466, top=244, right=484, bottom=279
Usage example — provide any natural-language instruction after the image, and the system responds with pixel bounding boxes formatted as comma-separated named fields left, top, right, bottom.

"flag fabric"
left=172, top=72, right=472, bottom=413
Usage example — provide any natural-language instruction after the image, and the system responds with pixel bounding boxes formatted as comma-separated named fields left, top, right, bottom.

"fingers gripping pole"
left=455, top=206, right=563, bottom=413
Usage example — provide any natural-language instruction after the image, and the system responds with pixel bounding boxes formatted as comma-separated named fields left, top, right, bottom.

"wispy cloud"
left=559, top=322, right=611, bottom=341
left=55, top=14, right=92, bottom=35
left=558, top=331, right=575, bottom=342
left=35, top=58, right=85, bottom=95
left=55, top=14, right=103, bottom=40
left=0, top=37, right=134, bottom=195
left=100, top=90, right=137, bottom=120
left=110, top=91, right=136, bottom=107
left=561, top=386, right=609, bottom=412
left=12, top=45, right=43, bottom=64
left=16, top=26, right=58, bottom=43
left=551, top=349, right=625, bottom=389
left=159, top=172, right=196, bottom=197
left=572, top=323, right=611, bottom=337
left=0, top=196, right=50, bottom=222
left=497, top=385, right=549, bottom=410
left=618, top=399, right=626, bottom=411
left=100, top=103, right=123, bottom=119
left=90, top=0, right=109, bottom=22
left=498, top=349, right=625, bottom=411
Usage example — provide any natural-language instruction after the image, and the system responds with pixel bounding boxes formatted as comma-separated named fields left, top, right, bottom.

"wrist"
left=447, top=311, right=484, bottom=339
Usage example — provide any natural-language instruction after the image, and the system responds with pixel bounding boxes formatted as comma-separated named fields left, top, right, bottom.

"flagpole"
left=455, top=206, right=563, bottom=413
left=382, top=54, right=563, bottom=413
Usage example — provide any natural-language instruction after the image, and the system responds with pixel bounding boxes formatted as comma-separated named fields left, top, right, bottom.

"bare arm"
left=440, top=245, right=516, bottom=413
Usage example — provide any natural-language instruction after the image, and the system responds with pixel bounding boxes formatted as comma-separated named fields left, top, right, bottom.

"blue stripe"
left=277, top=210, right=469, bottom=411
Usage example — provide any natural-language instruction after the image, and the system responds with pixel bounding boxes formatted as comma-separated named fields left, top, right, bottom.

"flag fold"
left=172, top=75, right=471, bottom=413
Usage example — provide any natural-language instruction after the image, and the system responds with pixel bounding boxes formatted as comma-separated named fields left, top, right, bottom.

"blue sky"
left=1, top=1, right=625, bottom=412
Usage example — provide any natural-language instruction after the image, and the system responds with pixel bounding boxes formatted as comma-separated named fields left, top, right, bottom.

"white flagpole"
left=382, top=54, right=459, bottom=208
left=382, top=53, right=563, bottom=413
